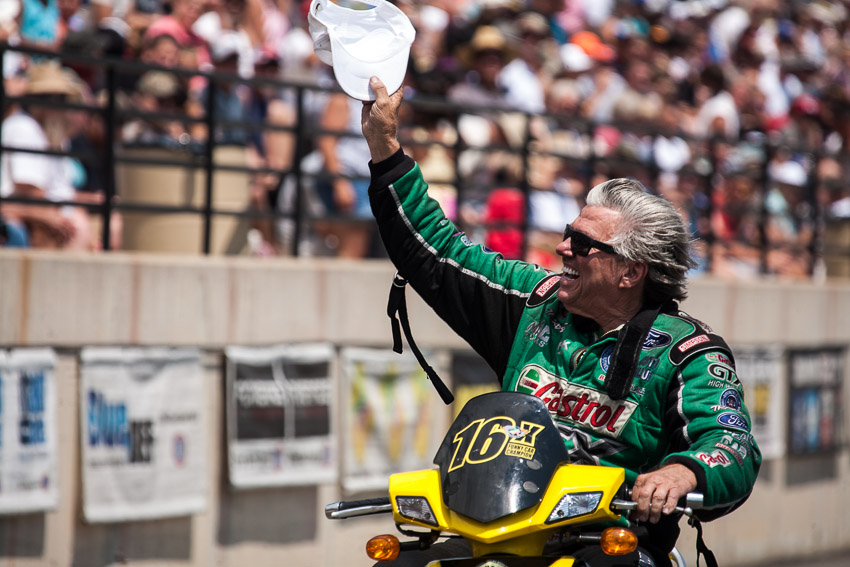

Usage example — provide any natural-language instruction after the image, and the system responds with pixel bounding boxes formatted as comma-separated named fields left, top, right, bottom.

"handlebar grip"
left=684, top=492, right=704, bottom=509
left=337, top=497, right=391, bottom=511
left=612, top=492, right=705, bottom=516
left=325, top=497, right=393, bottom=519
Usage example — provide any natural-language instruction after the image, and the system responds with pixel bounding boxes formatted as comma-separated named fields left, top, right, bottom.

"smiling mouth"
left=562, top=266, right=579, bottom=281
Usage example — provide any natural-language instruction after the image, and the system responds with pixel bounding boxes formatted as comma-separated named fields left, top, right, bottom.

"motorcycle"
left=326, top=391, right=703, bottom=566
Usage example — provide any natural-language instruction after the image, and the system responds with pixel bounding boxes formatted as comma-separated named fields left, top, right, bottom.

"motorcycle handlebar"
left=325, top=497, right=393, bottom=520
left=611, top=492, right=704, bottom=518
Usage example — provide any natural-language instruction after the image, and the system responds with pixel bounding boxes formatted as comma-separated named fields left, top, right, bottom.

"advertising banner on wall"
left=341, top=347, right=445, bottom=493
left=225, top=343, right=336, bottom=488
left=450, top=351, right=499, bottom=420
left=80, top=347, right=206, bottom=522
left=787, top=346, right=844, bottom=455
left=0, top=349, right=58, bottom=514
left=734, top=345, right=785, bottom=460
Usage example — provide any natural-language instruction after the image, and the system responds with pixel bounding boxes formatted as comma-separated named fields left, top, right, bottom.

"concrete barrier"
left=0, top=249, right=848, bottom=567
left=117, top=146, right=252, bottom=255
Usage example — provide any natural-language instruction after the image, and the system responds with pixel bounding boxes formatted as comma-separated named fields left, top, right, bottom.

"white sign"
left=225, top=343, right=336, bottom=488
left=734, top=345, right=785, bottom=460
left=80, top=347, right=207, bottom=522
left=0, top=349, right=58, bottom=514
left=341, top=347, right=446, bottom=493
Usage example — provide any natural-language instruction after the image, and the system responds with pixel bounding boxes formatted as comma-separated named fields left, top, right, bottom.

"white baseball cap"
left=308, top=0, right=415, bottom=101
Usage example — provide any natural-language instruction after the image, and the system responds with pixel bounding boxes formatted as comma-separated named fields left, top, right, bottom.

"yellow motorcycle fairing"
left=389, top=462, right=627, bottom=555
left=426, top=558, right=576, bottom=567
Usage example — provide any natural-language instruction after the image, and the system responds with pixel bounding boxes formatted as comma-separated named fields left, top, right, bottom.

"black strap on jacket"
left=603, top=302, right=665, bottom=400
left=690, top=517, right=719, bottom=567
left=387, top=273, right=454, bottom=405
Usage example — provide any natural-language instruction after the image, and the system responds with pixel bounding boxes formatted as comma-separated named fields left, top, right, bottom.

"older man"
left=361, top=77, right=760, bottom=567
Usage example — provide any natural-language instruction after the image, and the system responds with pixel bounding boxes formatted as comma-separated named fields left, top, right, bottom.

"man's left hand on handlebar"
left=632, top=463, right=698, bottom=524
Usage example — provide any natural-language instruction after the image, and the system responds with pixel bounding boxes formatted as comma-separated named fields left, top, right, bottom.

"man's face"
left=555, top=206, right=625, bottom=321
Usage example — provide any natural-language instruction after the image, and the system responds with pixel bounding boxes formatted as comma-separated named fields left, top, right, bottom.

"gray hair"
left=585, top=178, right=697, bottom=304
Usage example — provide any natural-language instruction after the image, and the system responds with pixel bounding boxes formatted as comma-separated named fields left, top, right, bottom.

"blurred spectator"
left=482, top=187, right=524, bottom=259
left=90, top=0, right=169, bottom=54
left=448, top=22, right=520, bottom=214
left=0, top=0, right=19, bottom=42
left=141, top=31, right=182, bottom=68
left=402, top=67, right=460, bottom=221
left=0, top=61, right=94, bottom=250
left=0, top=210, right=30, bottom=246
left=778, top=93, right=827, bottom=150
left=311, top=92, right=374, bottom=258
left=203, top=37, right=253, bottom=145
left=613, top=59, right=662, bottom=125
left=526, top=0, right=568, bottom=43
left=121, top=70, right=190, bottom=147
left=694, top=64, right=740, bottom=140
left=277, top=0, right=320, bottom=81
left=764, top=156, right=814, bottom=277
left=500, top=11, right=556, bottom=114
left=574, top=32, right=624, bottom=123
left=57, top=0, right=93, bottom=44
left=115, top=32, right=181, bottom=101
left=18, top=0, right=62, bottom=51
left=526, top=164, right=583, bottom=270
left=710, top=172, right=762, bottom=278
left=652, top=101, right=692, bottom=176
left=538, top=75, right=591, bottom=159
left=400, top=0, right=451, bottom=74
left=244, top=55, right=298, bottom=254
left=449, top=25, right=514, bottom=116
left=818, top=156, right=850, bottom=219
left=144, top=0, right=212, bottom=105
left=193, top=0, right=260, bottom=80
left=255, top=0, right=293, bottom=63
left=658, top=169, right=710, bottom=273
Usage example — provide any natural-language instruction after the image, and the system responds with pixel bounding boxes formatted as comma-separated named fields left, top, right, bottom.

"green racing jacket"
left=369, top=149, right=761, bottom=522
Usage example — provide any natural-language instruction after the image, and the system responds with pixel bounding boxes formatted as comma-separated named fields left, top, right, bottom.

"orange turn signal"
left=600, top=527, right=638, bottom=556
left=366, top=534, right=401, bottom=561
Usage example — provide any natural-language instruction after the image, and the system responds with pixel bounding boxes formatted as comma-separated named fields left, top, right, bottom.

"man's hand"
left=632, top=464, right=698, bottom=524
left=361, top=77, right=403, bottom=163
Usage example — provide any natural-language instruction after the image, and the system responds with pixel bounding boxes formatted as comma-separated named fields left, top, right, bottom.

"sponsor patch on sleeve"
left=527, top=275, right=561, bottom=308
left=695, top=449, right=733, bottom=468
left=669, top=333, right=734, bottom=366
left=716, top=412, right=750, bottom=432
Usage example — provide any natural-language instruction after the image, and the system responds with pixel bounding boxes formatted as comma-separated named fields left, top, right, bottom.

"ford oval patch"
left=717, top=412, right=749, bottom=432
left=642, top=329, right=673, bottom=350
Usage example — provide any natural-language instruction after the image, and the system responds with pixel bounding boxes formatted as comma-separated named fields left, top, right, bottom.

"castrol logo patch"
left=514, top=364, right=637, bottom=438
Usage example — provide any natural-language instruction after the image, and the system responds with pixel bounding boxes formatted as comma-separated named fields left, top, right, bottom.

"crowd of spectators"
left=1, top=0, right=850, bottom=278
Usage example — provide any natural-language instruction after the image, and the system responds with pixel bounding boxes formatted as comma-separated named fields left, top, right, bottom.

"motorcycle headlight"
left=546, top=491, right=603, bottom=524
left=395, top=496, right=439, bottom=527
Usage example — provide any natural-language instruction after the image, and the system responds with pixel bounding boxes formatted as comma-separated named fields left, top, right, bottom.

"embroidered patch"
left=526, top=275, right=560, bottom=308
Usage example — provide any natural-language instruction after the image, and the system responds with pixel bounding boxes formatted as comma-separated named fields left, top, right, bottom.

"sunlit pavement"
left=738, top=551, right=850, bottom=567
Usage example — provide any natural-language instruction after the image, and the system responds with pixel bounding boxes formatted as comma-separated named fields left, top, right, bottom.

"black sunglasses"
left=562, top=224, right=618, bottom=256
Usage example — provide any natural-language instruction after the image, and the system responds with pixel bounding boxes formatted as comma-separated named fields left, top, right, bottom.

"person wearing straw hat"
left=448, top=25, right=515, bottom=113
left=0, top=61, right=94, bottom=249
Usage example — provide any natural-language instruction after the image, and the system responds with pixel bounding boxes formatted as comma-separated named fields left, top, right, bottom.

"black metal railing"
left=1, top=43, right=848, bottom=278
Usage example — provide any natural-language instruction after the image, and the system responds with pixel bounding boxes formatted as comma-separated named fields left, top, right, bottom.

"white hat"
left=770, top=160, right=807, bottom=187
left=559, top=43, right=592, bottom=73
left=308, top=0, right=415, bottom=101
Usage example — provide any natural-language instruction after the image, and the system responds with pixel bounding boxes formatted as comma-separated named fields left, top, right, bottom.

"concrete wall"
left=0, top=249, right=848, bottom=567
